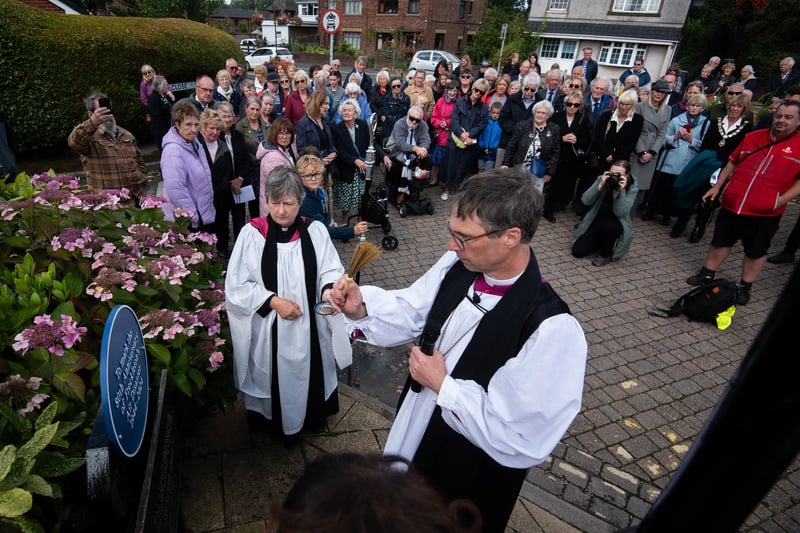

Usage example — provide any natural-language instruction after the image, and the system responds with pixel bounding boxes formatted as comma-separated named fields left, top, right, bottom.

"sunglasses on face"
left=523, top=87, right=536, bottom=92
left=565, top=102, right=581, bottom=108
left=392, top=84, right=402, bottom=88
left=461, top=75, right=472, bottom=79
left=408, top=116, right=421, bottom=123
left=727, top=91, right=743, bottom=96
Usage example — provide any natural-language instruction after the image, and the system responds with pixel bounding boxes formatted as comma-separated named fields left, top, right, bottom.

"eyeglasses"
left=143, top=70, right=154, bottom=75
left=473, top=89, right=486, bottom=96
left=461, top=75, right=472, bottom=79
left=198, top=87, right=214, bottom=93
left=408, top=116, right=421, bottom=123
left=300, top=172, right=323, bottom=180
left=277, top=131, right=292, bottom=136
left=523, top=87, right=536, bottom=92
left=280, top=80, right=290, bottom=84
left=447, top=221, right=501, bottom=251
left=227, top=66, right=237, bottom=70
left=296, top=79, right=306, bottom=84
left=392, top=84, right=402, bottom=88
left=727, top=91, right=742, bottom=96
left=565, top=102, right=581, bottom=108
left=569, top=84, right=582, bottom=89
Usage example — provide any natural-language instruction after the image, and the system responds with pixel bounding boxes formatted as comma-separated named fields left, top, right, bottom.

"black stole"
left=258, top=215, right=324, bottom=435
left=402, top=253, right=570, bottom=532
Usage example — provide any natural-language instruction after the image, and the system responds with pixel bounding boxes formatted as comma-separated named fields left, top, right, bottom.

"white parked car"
left=244, top=47, right=294, bottom=70
left=409, top=50, right=460, bottom=75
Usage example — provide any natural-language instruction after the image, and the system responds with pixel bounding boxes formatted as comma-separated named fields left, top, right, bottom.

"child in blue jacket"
left=477, top=102, right=503, bottom=171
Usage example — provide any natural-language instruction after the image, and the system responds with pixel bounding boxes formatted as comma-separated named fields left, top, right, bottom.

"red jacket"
left=721, top=129, right=800, bottom=216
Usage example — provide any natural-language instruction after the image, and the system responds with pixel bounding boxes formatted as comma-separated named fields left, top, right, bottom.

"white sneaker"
left=441, top=192, right=449, bottom=200
left=397, top=186, right=409, bottom=194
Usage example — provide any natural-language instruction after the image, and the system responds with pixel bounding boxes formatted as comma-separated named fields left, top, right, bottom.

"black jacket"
left=498, top=92, right=541, bottom=149
left=331, top=119, right=386, bottom=183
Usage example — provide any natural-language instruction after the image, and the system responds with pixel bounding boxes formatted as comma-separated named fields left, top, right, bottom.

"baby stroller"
left=398, top=165, right=434, bottom=218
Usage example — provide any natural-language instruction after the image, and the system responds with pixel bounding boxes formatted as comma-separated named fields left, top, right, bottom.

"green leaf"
left=147, top=344, right=171, bottom=366
left=33, top=453, right=83, bottom=478
left=33, top=402, right=57, bottom=431
left=0, top=447, right=16, bottom=485
left=0, top=488, right=32, bottom=518
left=0, top=515, right=45, bottom=533
left=21, top=475, right=52, bottom=498
left=188, top=367, right=206, bottom=390
left=171, top=373, right=192, bottom=398
left=0, top=404, right=31, bottom=436
left=0, top=457, right=34, bottom=491
left=110, top=290, right=139, bottom=306
left=16, top=423, right=58, bottom=461
left=51, top=372, right=85, bottom=402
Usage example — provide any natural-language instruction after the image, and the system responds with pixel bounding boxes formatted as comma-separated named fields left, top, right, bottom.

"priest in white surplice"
left=330, top=167, right=587, bottom=532
left=226, top=166, right=352, bottom=446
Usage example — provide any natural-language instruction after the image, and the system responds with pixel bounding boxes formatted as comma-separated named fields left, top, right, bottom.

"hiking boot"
left=687, top=269, right=715, bottom=286
left=766, top=251, right=795, bottom=264
left=736, top=283, right=751, bottom=305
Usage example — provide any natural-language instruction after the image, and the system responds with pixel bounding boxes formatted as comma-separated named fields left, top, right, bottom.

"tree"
left=111, top=0, right=224, bottom=22
left=466, top=7, right=541, bottom=69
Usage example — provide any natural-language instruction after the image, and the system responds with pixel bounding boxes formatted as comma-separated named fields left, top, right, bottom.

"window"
left=377, top=32, right=393, bottom=49
left=539, top=38, right=578, bottom=61
left=379, top=0, right=398, bottom=13
left=343, top=32, right=361, bottom=50
left=612, top=0, right=660, bottom=13
left=408, top=0, right=419, bottom=13
left=328, top=0, right=336, bottom=8
left=548, top=0, right=568, bottom=9
left=598, top=41, right=647, bottom=66
left=344, top=0, right=361, bottom=14
left=434, top=32, right=445, bottom=50
left=298, top=3, right=318, bottom=16
left=458, top=0, right=465, bottom=18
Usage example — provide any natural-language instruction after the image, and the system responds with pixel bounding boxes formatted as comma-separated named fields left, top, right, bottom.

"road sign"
left=321, top=9, right=341, bottom=35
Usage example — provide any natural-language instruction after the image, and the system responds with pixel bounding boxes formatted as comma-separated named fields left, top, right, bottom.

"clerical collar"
left=474, top=273, right=514, bottom=296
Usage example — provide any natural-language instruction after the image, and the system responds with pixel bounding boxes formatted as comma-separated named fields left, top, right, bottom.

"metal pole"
left=329, top=33, right=334, bottom=66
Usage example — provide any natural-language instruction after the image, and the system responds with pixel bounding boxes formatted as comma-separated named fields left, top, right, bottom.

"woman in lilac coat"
left=160, top=101, right=215, bottom=232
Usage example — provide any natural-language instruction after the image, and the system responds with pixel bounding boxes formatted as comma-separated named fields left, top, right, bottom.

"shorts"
left=710, top=208, right=782, bottom=259
left=477, top=158, right=496, bottom=170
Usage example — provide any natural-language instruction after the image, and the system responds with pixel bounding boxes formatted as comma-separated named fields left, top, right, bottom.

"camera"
left=604, top=171, right=623, bottom=189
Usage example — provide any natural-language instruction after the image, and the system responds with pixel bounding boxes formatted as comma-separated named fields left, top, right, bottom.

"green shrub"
left=0, top=0, right=243, bottom=154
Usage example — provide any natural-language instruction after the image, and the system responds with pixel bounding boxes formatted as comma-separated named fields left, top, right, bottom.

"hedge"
left=0, top=0, right=245, bottom=154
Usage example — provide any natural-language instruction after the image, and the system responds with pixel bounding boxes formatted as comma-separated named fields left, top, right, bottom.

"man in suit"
left=584, top=77, right=615, bottom=125
left=766, top=57, right=800, bottom=107
left=573, top=47, right=599, bottom=83
left=178, top=75, right=215, bottom=115
left=496, top=72, right=541, bottom=168
left=537, top=68, right=565, bottom=112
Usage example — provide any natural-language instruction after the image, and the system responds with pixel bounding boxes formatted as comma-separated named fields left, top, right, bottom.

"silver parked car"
left=244, top=47, right=294, bottom=70
left=409, top=50, right=460, bottom=75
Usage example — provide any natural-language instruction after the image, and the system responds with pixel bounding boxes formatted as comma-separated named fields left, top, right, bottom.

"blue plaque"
left=99, top=305, right=149, bottom=458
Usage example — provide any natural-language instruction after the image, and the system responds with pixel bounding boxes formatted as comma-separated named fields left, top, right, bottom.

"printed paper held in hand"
left=234, top=185, right=256, bottom=204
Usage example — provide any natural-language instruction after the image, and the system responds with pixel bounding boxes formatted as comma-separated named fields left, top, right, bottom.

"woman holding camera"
left=571, top=160, right=638, bottom=267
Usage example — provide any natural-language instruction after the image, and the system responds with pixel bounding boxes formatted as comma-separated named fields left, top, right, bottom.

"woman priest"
left=225, top=166, right=352, bottom=447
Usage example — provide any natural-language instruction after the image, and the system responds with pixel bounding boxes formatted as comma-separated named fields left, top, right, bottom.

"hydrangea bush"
left=0, top=171, right=235, bottom=531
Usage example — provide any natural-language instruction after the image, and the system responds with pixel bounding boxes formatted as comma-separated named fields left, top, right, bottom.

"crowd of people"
left=70, top=51, right=800, bottom=292
left=60, top=48, right=800, bottom=532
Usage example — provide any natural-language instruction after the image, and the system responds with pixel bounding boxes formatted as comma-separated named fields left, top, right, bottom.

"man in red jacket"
left=686, top=100, right=800, bottom=304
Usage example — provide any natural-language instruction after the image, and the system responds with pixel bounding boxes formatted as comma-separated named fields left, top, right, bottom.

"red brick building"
left=320, top=0, right=484, bottom=57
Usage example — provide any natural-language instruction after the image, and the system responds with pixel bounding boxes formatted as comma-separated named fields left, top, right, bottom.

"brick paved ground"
left=334, top=167, right=800, bottom=531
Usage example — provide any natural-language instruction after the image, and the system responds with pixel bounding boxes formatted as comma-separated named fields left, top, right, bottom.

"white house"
left=527, top=0, right=695, bottom=86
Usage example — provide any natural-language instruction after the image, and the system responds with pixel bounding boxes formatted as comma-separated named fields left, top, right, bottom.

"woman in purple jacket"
left=160, top=101, right=215, bottom=232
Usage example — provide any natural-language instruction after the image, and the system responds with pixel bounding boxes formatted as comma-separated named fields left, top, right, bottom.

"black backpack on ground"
left=651, top=279, right=738, bottom=324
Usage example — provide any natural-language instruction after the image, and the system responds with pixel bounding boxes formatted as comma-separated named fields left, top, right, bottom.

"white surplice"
left=225, top=221, right=351, bottom=435
left=346, top=251, right=587, bottom=469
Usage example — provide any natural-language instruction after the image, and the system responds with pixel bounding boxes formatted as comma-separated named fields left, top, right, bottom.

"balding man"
left=767, top=57, right=800, bottom=106
left=178, top=74, right=215, bottom=114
